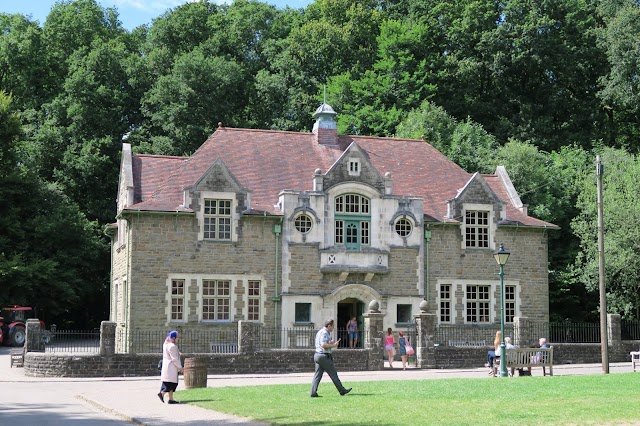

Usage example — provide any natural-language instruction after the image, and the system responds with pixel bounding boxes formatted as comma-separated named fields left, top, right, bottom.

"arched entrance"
left=337, top=298, right=365, bottom=348
left=328, top=284, right=382, bottom=349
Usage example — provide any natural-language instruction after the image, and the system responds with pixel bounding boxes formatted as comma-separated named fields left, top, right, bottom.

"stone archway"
left=326, top=283, right=382, bottom=308
left=328, top=284, right=382, bottom=348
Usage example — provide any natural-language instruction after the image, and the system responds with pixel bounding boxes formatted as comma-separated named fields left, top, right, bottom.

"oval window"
left=295, top=214, right=313, bottom=234
left=395, top=218, right=412, bottom=237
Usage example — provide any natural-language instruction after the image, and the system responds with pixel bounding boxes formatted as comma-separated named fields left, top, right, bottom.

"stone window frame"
left=348, top=157, right=361, bottom=176
left=247, top=280, right=261, bottom=321
left=165, top=274, right=265, bottom=324
left=461, top=203, right=495, bottom=250
left=203, top=198, right=232, bottom=240
left=439, top=284, right=452, bottom=323
left=465, top=284, right=490, bottom=323
left=294, top=213, right=313, bottom=234
left=202, top=279, right=231, bottom=321
left=294, top=302, right=312, bottom=323
left=505, top=285, right=516, bottom=323
left=436, top=279, right=520, bottom=325
left=196, top=191, right=239, bottom=242
left=396, top=304, right=412, bottom=323
left=394, top=217, right=413, bottom=237
left=334, top=193, right=371, bottom=249
left=169, top=278, right=186, bottom=322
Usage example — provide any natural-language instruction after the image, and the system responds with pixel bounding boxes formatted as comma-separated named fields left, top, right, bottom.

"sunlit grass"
left=176, top=373, right=640, bottom=425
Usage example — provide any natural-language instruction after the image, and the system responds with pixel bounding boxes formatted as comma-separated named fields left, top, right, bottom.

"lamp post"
left=494, top=243, right=510, bottom=378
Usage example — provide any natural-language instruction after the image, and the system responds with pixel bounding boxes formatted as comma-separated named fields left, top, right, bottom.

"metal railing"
left=42, top=329, right=100, bottom=353
left=622, top=320, right=640, bottom=340
left=435, top=324, right=504, bottom=347
left=117, top=328, right=238, bottom=354
left=255, top=326, right=319, bottom=350
left=549, top=322, right=600, bottom=343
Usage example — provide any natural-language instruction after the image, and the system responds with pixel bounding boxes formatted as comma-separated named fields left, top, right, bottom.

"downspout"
left=103, top=225, right=116, bottom=322
left=125, top=216, right=131, bottom=351
left=272, top=220, right=283, bottom=347
left=424, top=227, right=432, bottom=301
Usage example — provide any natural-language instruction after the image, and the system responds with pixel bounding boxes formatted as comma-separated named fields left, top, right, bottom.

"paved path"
left=0, top=347, right=634, bottom=425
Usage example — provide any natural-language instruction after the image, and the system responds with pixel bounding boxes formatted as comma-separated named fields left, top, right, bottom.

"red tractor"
left=0, top=305, right=44, bottom=347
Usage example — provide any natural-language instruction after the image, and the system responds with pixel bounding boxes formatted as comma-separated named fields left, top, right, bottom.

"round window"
left=294, top=214, right=313, bottom=234
left=395, top=218, right=412, bottom=237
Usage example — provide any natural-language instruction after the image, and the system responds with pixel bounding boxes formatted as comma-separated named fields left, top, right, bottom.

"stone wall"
left=24, top=350, right=373, bottom=378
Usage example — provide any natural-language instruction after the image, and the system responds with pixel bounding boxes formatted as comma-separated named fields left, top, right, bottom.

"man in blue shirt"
left=310, top=319, right=352, bottom=397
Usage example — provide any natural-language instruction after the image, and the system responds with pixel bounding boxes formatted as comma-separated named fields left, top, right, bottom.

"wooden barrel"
left=183, top=357, right=208, bottom=389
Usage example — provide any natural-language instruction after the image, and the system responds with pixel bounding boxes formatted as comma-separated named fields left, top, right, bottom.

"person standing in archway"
left=346, top=316, right=358, bottom=348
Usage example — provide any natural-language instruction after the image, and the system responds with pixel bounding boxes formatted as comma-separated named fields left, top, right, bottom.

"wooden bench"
left=494, top=346, right=554, bottom=376
left=631, top=351, right=640, bottom=372
left=10, top=348, right=24, bottom=368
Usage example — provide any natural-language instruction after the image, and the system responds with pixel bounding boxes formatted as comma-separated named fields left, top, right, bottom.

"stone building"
left=109, top=104, right=557, bottom=348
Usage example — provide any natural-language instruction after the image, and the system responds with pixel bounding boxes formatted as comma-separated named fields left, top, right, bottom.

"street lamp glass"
left=494, top=243, right=510, bottom=266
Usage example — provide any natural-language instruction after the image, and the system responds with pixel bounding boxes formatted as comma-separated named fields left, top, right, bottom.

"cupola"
left=312, top=103, right=338, bottom=145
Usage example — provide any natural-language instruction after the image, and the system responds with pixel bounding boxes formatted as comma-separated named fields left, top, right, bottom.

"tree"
left=572, top=147, right=640, bottom=319
left=0, top=91, right=108, bottom=327
left=0, top=14, right=49, bottom=110
left=326, top=17, right=443, bottom=136
left=396, top=100, right=497, bottom=173
left=139, top=48, right=246, bottom=155
left=596, top=0, right=640, bottom=151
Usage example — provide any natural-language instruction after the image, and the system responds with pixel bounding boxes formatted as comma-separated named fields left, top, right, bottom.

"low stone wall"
left=431, top=341, right=639, bottom=369
left=24, top=349, right=376, bottom=378
left=23, top=342, right=639, bottom=377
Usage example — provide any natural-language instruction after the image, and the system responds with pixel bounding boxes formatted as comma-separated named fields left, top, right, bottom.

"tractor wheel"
left=10, top=325, right=26, bottom=347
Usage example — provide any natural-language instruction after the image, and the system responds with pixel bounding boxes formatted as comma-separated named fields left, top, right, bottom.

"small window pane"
left=294, top=214, right=312, bottom=233
left=295, top=303, right=311, bottom=322
left=397, top=304, right=412, bottom=323
left=395, top=218, right=412, bottom=237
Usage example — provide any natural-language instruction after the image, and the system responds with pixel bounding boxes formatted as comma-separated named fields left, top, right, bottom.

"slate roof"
left=124, top=127, right=556, bottom=228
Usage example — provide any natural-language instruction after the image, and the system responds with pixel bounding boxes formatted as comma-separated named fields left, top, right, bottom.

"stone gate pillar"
left=100, top=321, right=116, bottom=356
left=513, top=317, right=532, bottom=347
left=25, top=318, right=44, bottom=353
left=238, top=320, right=261, bottom=353
left=362, top=300, right=384, bottom=370
left=414, top=301, right=436, bottom=369
left=607, top=313, right=621, bottom=346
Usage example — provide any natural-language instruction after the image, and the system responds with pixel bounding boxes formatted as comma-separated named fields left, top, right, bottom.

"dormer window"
left=348, top=158, right=361, bottom=176
left=465, top=210, right=489, bottom=248
left=335, top=194, right=370, bottom=250
left=204, top=198, right=232, bottom=240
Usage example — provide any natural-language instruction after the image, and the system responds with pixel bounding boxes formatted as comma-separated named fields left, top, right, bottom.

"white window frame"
left=436, top=279, right=519, bottom=324
left=202, top=279, right=231, bottom=321
left=439, top=284, right=452, bottom=323
left=461, top=203, right=495, bottom=250
left=247, top=280, right=261, bottom=321
left=169, top=278, right=186, bottom=323
left=348, top=157, right=361, bottom=176
left=196, top=191, right=239, bottom=242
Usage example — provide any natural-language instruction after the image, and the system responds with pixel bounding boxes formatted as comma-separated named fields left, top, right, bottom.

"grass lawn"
left=176, top=373, right=640, bottom=425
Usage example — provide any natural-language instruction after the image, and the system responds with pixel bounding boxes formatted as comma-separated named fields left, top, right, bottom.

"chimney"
left=312, top=103, right=338, bottom=146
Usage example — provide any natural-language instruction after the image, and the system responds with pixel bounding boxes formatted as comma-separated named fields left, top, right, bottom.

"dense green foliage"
left=177, top=374, right=640, bottom=425
left=2, top=0, right=640, bottom=325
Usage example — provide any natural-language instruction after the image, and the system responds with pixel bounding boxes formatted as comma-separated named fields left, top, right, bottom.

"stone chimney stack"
left=312, top=103, right=338, bottom=146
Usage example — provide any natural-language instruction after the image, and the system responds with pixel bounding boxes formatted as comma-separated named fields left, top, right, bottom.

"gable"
left=186, top=158, right=250, bottom=210
left=447, top=172, right=504, bottom=220
left=323, top=142, right=384, bottom=194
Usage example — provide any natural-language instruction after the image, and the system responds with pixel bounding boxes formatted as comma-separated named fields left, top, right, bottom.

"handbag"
left=406, top=344, right=415, bottom=356
left=157, top=359, right=163, bottom=371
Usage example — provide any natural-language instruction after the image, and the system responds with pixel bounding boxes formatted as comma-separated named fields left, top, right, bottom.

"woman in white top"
left=158, top=330, right=183, bottom=404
